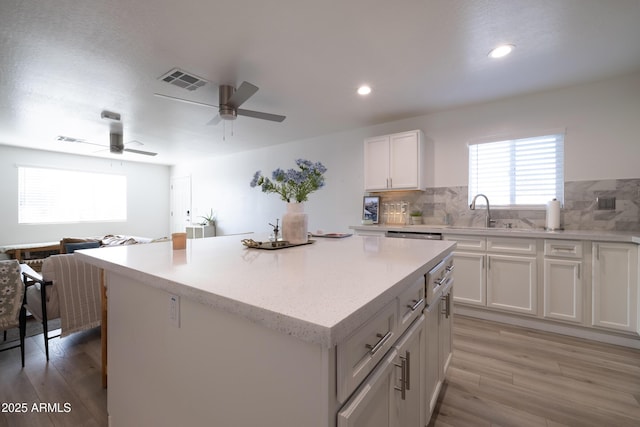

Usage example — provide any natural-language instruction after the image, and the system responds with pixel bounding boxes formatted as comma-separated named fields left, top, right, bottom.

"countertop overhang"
left=76, top=235, right=455, bottom=348
left=350, top=224, right=640, bottom=244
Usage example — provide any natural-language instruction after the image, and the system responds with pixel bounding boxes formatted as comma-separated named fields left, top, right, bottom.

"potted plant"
left=250, top=159, right=327, bottom=244
left=199, top=209, right=217, bottom=226
left=409, top=210, right=423, bottom=225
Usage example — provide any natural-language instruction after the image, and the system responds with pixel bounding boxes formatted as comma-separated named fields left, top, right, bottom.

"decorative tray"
left=241, top=239, right=316, bottom=250
left=310, top=233, right=352, bottom=238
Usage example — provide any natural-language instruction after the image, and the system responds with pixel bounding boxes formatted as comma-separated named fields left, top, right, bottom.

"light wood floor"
left=0, top=327, right=107, bottom=427
left=429, top=316, right=640, bottom=427
left=1, top=317, right=639, bottom=427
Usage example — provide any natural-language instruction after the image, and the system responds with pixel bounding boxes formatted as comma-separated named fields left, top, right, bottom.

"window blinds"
left=18, top=166, right=127, bottom=224
left=468, top=133, right=564, bottom=207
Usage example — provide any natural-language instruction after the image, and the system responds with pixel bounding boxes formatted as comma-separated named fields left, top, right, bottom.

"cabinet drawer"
left=487, top=237, right=537, bottom=255
left=336, top=300, right=397, bottom=403
left=544, top=240, right=583, bottom=258
left=398, top=275, right=425, bottom=331
left=444, top=235, right=486, bottom=251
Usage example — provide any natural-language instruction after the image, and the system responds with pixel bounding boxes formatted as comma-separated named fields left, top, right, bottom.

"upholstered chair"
left=0, top=259, right=27, bottom=367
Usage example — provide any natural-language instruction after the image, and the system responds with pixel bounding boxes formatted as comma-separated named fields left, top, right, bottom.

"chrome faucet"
left=470, top=194, right=496, bottom=228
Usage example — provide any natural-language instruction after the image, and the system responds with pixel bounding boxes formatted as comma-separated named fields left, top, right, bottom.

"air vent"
left=158, top=68, right=208, bottom=91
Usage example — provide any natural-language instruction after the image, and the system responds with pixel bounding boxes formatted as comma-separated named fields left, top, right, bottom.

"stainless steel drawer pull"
left=407, top=297, right=425, bottom=312
left=446, top=265, right=454, bottom=272
left=365, top=331, right=392, bottom=355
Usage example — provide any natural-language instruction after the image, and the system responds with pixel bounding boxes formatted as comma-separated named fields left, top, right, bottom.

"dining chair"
left=0, top=259, right=27, bottom=367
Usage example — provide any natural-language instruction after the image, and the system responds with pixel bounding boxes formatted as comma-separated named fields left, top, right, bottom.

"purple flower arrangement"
left=250, top=159, right=327, bottom=203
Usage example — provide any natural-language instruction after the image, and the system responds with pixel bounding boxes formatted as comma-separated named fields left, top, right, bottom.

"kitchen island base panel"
left=106, top=271, right=337, bottom=427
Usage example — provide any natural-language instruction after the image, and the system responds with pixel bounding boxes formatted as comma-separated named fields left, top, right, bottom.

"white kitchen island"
left=77, top=234, right=455, bottom=427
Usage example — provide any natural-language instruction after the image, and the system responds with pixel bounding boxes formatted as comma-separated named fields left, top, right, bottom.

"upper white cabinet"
left=364, top=130, right=426, bottom=191
left=592, top=242, right=639, bottom=333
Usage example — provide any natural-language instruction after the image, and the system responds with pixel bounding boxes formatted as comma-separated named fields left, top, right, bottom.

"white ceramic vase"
left=282, top=202, right=308, bottom=244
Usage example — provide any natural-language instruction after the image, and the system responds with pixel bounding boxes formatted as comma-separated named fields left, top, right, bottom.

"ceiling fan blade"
left=154, top=93, right=218, bottom=109
left=237, top=109, right=286, bottom=122
left=124, top=148, right=158, bottom=156
left=57, top=136, right=106, bottom=148
left=227, top=81, right=258, bottom=108
left=206, top=115, right=222, bottom=126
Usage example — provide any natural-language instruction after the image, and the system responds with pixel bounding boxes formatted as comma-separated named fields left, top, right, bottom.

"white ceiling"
left=1, top=0, right=639, bottom=165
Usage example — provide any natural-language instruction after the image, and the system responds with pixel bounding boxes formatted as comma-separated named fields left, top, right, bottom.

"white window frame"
left=468, top=132, right=565, bottom=209
left=18, top=166, right=127, bottom=224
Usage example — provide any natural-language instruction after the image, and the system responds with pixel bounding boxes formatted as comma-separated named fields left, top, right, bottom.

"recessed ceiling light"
left=357, top=85, right=372, bottom=96
left=488, top=44, right=515, bottom=59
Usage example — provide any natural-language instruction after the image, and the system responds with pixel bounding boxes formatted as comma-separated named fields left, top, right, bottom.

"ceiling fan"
left=108, top=133, right=157, bottom=156
left=57, top=134, right=158, bottom=157
left=57, top=110, right=157, bottom=156
left=154, top=81, right=286, bottom=125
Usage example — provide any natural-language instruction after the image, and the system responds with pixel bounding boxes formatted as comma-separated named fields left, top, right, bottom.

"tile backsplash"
left=377, top=178, right=640, bottom=231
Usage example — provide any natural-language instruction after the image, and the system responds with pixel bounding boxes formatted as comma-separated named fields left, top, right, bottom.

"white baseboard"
left=454, top=305, right=640, bottom=349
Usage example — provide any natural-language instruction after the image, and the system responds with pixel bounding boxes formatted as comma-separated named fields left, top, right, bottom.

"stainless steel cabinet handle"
left=407, top=298, right=425, bottom=312
left=446, top=265, right=454, bottom=272
left=394, top=355, right=407, bottom=400
left=405, top=351, right=411, bottom=390
left=365, top=331, right=392, bottom=355
left=441, top=293, right=451, bottom=318
left=552, top=246, right=575, bottom=252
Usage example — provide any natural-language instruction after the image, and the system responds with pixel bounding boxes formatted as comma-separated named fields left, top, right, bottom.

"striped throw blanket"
left=45, top=254, right=102, bottom=337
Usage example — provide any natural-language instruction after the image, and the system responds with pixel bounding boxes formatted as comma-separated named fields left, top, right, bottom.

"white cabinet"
left=423, top=301, right=440, bottom=420
left=337, top=347, right=399, bottom=427
left=445, top=235, right=537, bottom=316
left=364, top=130, right=426, bottom=191
left=337, top=316, right=425, bottom=427
left=592, top=242, right=639, bottom=333
left=337, top=348, right=399, bottom=427
left=450, top=251, right=485, bottom=306
left=487, top=253, right=537, bottom=315
left=394, top=316, right=425, bottom=427
left=337, top=274, right=429, bottom=427
left=444, top=235, right=486, bottom=306
left=337, top=300, right=397, bottom=402
left=439, top=289, right=453, bottom=381
left=423, top=284, right=453, bottom=423
left=543, top=240, right=584, bottom=323
left=186, top=225, right=216, bottom=238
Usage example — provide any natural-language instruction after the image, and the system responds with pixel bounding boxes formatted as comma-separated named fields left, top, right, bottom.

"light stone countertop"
left=76, top=234, right=455, bottom=348
left=350, top=224, right=640, bottom=244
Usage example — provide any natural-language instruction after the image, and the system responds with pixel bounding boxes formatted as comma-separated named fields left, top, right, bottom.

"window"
left=468, top=133, right=564, bottom=208
left=18, top=166, right=127, bottom=224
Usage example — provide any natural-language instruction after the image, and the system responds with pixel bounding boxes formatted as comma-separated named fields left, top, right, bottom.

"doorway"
left=170, top=176, right=192, bottom=234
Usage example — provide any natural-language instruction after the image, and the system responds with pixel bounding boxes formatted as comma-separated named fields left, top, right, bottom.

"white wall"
left=171, top=128, right=367, bottom=235
left=171, top=72, right=640, bottom=235
left=0, top=145, right=171, bottom=245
